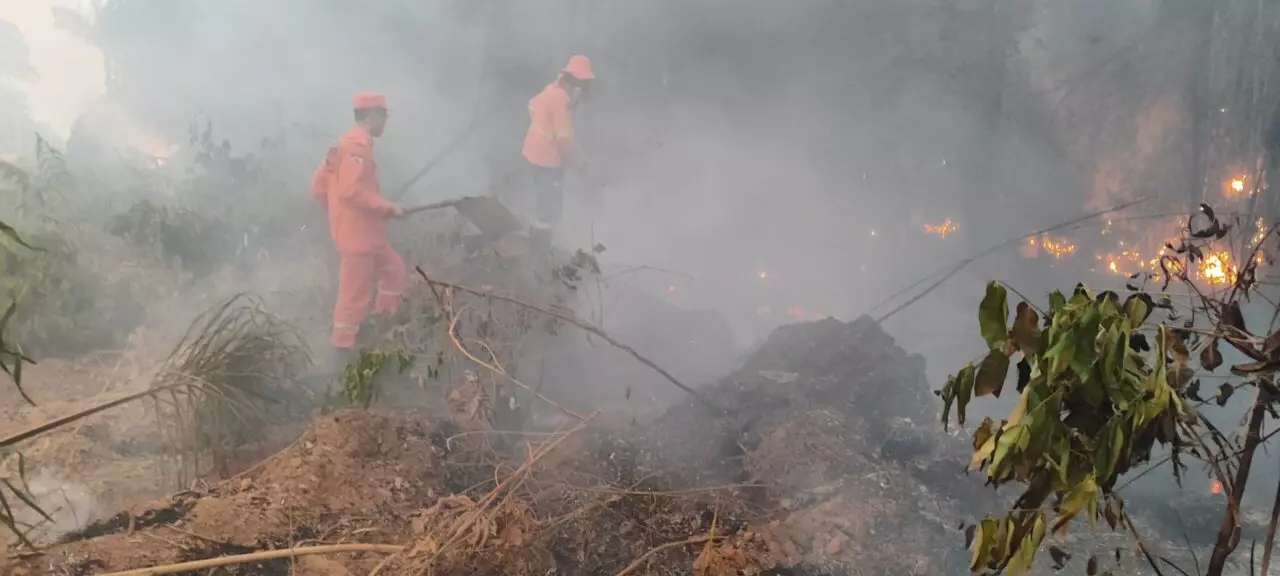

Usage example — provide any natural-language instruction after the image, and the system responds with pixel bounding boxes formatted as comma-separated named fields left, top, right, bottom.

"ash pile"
left=622, top=315, right=998, bottom=574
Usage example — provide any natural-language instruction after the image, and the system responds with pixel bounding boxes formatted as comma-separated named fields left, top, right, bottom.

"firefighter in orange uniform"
left=311, top=92, right=406, bottom=361
left=521, top=55, right=595, bottom=257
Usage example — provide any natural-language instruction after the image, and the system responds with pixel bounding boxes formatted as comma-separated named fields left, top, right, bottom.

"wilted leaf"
left=1230, top=360, right=1278, bottom=376
left=1216, top=383, right=1235, bottom=407
left=975, top=350, right=1010, bottom=398
left=979, top=282, right=1010, bottom=349
left=1221, top=301, right=1246, bottom=333
left=1048, top=546, right=1071, bottom=569
left=1170, top=341, right=1189, bottom=367
left=1186, top=379, right=1202, bottom=401
left=1265, top=331, right=1280, bottom=360
left=1200, top=339, right=1223, bottom=371
left=1011, top=302, right=1042, bottom=355
left=972, top=417, right=996, bottom=451
left=1015, top=358, right=1031, bottom=392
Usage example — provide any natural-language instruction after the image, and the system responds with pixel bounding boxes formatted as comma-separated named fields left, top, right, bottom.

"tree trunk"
left=1206, top=385, right=1271, bottom=575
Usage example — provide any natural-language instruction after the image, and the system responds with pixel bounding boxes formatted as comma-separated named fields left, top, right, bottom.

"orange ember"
left=1031, top=234, right=1078, bottom=259
left=924, top=219, right=958, bottom=239
left=1211, top=480, right=1223, bottom=495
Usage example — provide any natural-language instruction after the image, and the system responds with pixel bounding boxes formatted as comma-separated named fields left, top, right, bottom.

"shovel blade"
left=453, top=196, right=524, bottom=238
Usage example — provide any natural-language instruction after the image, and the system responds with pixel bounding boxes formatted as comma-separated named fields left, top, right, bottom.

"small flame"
left=1224, top=176, right=1251, bottom=198
left=1198, top=251, right=1236, bottom=286
left=1038, top=234, right=1078, bottom=259
left=1211, top=480, right=1223, bottom=495
left=924, top=218, right=958, bottom=239
left=788, top=306, right=807, bottom=319
left=758, top=270, right=769, bottom=280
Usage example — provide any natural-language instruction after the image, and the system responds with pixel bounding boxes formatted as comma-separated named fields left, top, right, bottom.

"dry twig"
left=415, top=266, right=721, bottom=412
left=97, top=543, right=405, bottom=576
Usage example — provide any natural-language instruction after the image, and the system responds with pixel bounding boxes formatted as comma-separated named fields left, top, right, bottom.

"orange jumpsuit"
left=311, top=126, right=404, bottom=349
left=522, top=82, right=574, bottom=169
left=521, top=82, right=575, bottom=228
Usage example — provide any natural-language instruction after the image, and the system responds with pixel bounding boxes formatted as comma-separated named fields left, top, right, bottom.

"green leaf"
left=1094, top=419, right=1125, bottom=481
left=989, top=424, right=1028, bottom=476
left=971, top=517, right=999, bottom=571
left=1045, top=328, right=1077, bottom=380
left=975, top=350, right=1011, bottom=398
left=955, top=364, right=976, bottom=427
left=1070, top=305, right=1103, bottom=375
left=1048, top=290, right=1067, bottom=314
left=1099, top=326, right=1127, bottom=393
left=1054, top=475, right=1099, bottom=534
left=1124, top=294, right=1150, bottom=325
left=979, top=281, right=1010, bottom=349
left=1011, top=302, right=1043, bottom=356
left=1008, top=514, right=1047, bottom=576
left=940, top=374, right=957, bottom=429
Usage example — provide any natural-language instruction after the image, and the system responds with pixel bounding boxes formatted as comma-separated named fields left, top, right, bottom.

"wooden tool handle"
left=402, top=198, right=461, bottom=215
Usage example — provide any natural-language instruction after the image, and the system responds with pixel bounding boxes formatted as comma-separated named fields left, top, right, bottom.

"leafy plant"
left=153, top=294, right=310, bottom=480
left=943, top=282, right=1186, bottom=574
left=341, top=347, right=414, bottom=409
left=108, top=198, right=231, bottom=278
left=0, top=222, right=50, bottom=548
left=943, top=203, right=1280, bottom=575
left=552, top=244, right=605, bottom=290
left=0, top=140, right=141, bottom=359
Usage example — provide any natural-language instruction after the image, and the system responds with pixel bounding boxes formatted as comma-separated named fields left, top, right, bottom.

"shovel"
left=403, top=196, right=524, bottom=239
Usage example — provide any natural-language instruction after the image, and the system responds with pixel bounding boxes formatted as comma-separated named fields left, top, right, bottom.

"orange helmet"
left=352, top=92, right=387, bottom=110
left=564, top=55, right=595, bottom=80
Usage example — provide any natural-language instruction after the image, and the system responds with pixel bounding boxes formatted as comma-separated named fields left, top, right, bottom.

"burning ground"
left=0, top=239, right=1270, bottom=576
left=3, top=303, right=998, bottom=575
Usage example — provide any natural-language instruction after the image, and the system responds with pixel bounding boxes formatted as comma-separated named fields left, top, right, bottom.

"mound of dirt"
left=10, top=316, right=991, bottom=576
left=7, top=411, right=442, bottom=575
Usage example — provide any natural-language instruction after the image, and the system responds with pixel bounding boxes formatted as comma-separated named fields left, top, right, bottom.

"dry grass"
left=150, top=293, right=310, bottom=483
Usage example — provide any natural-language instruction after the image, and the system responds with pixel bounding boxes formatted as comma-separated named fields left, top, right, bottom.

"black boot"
left=328, top=346, right=356, bottom=375
left=529, top=226, right=553, bottom=264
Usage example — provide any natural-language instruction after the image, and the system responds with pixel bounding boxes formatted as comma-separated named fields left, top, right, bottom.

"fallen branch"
left=415, top=266, right=723, bottom=413
left=615, top=534, right=718, bottom=576
left=98, top=543, right=406, bottom=576
left=445, top=304, right=589, bottom=422
left=414, top=412, right=598, bottom=567
left=0, top=382, right=184, bottom=448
